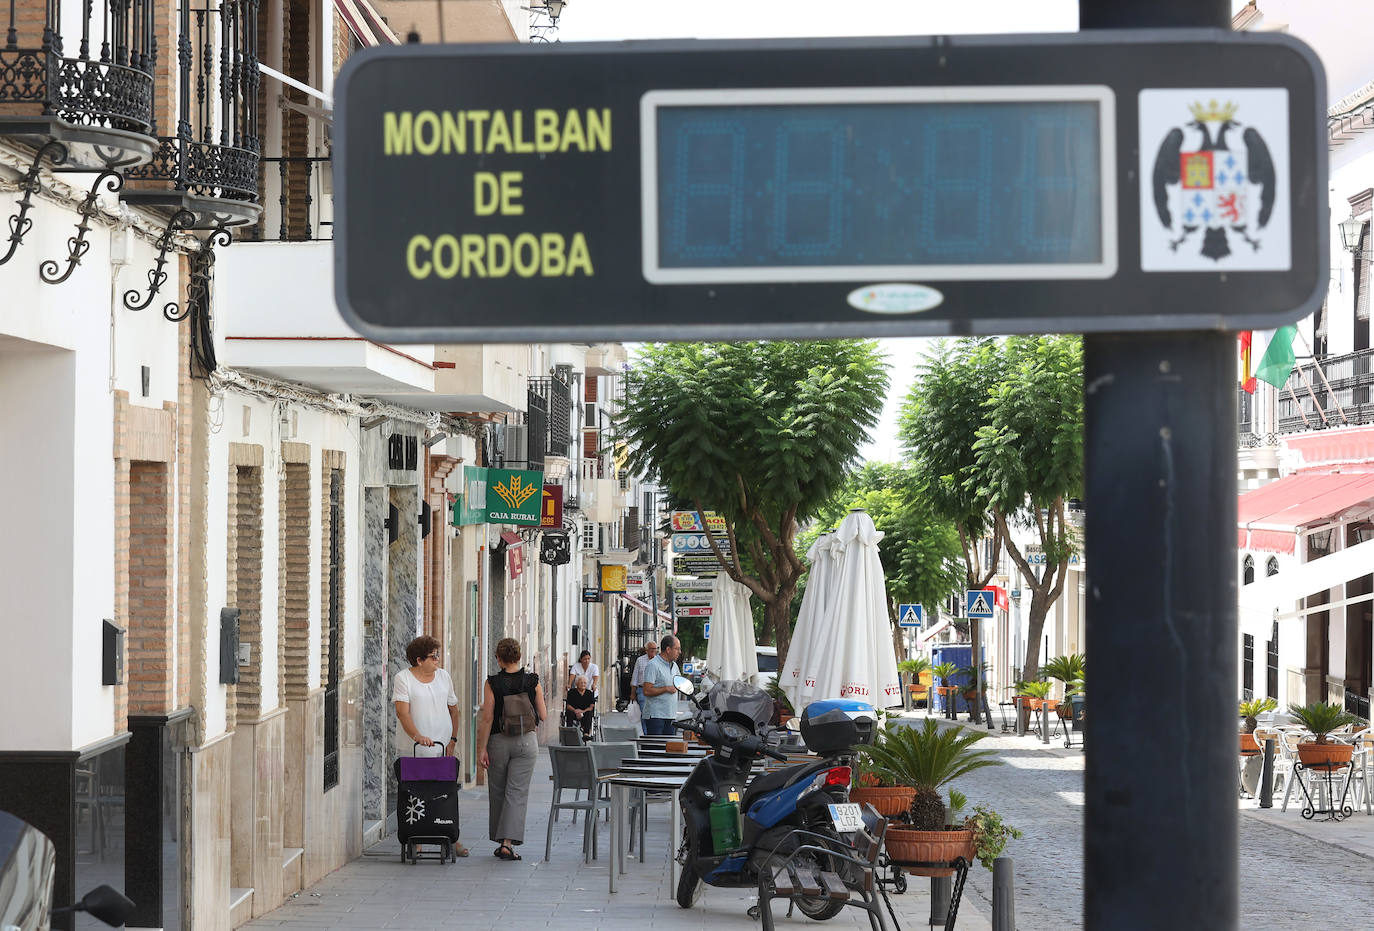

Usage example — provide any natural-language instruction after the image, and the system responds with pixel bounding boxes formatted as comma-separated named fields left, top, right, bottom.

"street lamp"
left=1338, top=216, right=1367, bottom=254
left=543, top=0, right=566, bottom=24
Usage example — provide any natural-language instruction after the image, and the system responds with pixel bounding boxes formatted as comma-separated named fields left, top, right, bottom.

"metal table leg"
left=609, top=784, right=619, bottom=894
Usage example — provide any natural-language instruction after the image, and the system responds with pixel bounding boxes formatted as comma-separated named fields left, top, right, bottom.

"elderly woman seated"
left=563, top=675, right=596, bottom=739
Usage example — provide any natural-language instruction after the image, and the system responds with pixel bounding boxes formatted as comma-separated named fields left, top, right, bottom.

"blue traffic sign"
left=898, top=604, right=924, bottom=628
left=703, top=622, right=710, bottom=640
left=965, top=590, right=995, bottom=618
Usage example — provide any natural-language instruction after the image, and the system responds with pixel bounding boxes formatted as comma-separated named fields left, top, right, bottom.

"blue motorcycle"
left=670, top=678, right=876, bottom=919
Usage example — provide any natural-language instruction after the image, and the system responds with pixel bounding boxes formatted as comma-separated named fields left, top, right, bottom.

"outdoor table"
left=602, top=773, right=688, bottom=895
left=638, top=748, right=709, bottom=760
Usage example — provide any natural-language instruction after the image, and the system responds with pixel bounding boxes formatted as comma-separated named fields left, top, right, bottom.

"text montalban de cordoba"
left=384, top=108, right=609, bottom=281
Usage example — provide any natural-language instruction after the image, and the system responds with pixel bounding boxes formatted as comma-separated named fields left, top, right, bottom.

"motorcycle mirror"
left=673, top=675, right=695, bottom=696
left=80, top=884, right=136, bottom=927
left=785, top=717, right=802, bottom=733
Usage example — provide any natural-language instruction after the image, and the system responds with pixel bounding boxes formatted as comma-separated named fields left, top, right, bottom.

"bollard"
left=930, top=875, right=952, bottom=925
left=992, top=857, right=1015, bottom=931
left=1259, top=737, right=1275, bottom=809
left=1041, top=702, right=1051, bottom=745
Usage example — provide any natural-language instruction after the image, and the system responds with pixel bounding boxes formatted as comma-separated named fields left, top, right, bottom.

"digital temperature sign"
left=334, top=30, right=1325, bottom=342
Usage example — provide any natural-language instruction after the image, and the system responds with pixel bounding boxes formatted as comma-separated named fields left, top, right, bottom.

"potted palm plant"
left=932, top=661, right=959, bottom=715
left=1043, top=654, right=1085, bottom=721
left=898, top=657, right=932, bottom=712
left=849, top=726, right=917, bottom=817
left=1238, top=697, right=1277, bottom=755
left=854, top=719, right=1003, bottom=876
left=1288, top=701, right=1359, bottom=770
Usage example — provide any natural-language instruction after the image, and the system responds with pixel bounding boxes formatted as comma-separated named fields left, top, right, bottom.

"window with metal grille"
left=582, top=521, right=597, bottom=551
left=1242, top=554, right=1254, bottom=585
left=1315, top=299, right=1328, bottom=359
left=1267, top=622, right=1279, bottom=699
left=624, top=506, right=640, bottom=551
left=1242, top=634, right=1254, bottom=700
left=1266, top=556, right=1279, bottom=577
left=323, top=469, right=343, bottom=791
left=525, top=388, right=548, bottom=470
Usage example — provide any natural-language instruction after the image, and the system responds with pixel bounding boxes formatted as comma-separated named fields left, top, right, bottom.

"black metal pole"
left=1259, top=737, right=1275, bottom=809
left=1079, top=0, right=1238, bottom=912
left=1082, top=330, right=1238, bottom=929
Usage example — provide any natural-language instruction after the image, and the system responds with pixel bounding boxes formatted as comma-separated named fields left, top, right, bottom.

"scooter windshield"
left=706, top=680, right=774, bottom=727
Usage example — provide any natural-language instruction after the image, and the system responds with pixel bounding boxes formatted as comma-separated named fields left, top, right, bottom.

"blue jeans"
left=644, top=717, right=673, bottom=736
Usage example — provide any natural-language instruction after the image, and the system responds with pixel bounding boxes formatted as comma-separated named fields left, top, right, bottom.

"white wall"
left=203, top=392, right=365, bottom=738
left=0, top=344, right=77, bottom=750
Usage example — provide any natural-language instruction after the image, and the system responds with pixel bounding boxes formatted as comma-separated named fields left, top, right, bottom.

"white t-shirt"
left=392, top=667, right=458, bottom=758
left=570, top=661, right=600, bottom=692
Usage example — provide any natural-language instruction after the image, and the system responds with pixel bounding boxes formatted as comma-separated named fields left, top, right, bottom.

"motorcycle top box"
left=798, top=699, right=877, bottom=755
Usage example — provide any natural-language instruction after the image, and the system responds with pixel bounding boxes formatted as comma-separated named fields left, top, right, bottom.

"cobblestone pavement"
left=900, top=713, right=1374, bottom=929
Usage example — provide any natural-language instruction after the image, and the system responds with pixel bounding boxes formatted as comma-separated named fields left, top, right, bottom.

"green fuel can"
left=708, top=799, right=742, bottom=854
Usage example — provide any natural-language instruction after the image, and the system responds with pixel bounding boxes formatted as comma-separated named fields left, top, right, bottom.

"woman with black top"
left=476, top=637, right=547, bottom=860
left=564, top=674, right=596, bottom=738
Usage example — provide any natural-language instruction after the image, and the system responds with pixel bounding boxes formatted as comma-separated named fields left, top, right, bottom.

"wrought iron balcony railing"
left=239, top=156, right=332, bottom=242
left=123, top=0, right=260, bottom=227
left=0, top=0, right=157, bottom=153
left=1275, top=348, right=1374, bottom=435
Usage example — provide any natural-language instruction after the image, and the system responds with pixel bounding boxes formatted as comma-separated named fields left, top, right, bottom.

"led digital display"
left=646, top=88, right=1111, bottom=281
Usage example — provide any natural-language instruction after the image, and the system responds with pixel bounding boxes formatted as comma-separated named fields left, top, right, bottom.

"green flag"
left=1254, top=325, right=1298, bottom=389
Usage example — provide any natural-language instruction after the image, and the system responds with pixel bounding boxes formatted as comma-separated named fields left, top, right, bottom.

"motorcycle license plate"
left=828, top=802, right=863, bottom=834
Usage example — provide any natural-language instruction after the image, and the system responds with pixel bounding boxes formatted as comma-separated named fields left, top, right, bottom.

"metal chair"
left=545, top=745, right=610, bottom=862
left=601, top=724, right=639, bottom=743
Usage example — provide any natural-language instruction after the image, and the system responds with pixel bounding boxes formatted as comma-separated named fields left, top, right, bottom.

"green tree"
left=900, top=337, right=1083, bottom=682
left=617, top=341, right=888, bottom=666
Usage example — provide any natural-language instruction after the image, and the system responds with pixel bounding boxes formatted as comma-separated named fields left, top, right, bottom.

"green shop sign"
left=458, top=466, right=544, bottom=525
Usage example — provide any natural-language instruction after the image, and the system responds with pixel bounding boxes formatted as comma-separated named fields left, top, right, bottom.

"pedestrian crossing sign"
left=965, top=590, right=995, bottom=618
left=898, top=604, right=923, bottom=628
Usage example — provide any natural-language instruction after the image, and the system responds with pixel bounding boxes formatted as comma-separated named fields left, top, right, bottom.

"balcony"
left=1274, top=349, right=1374, bottom=435
left=0, top=0, right=158, bottom=169
left=215, top=239, right=436, bottom=396
left=122, top=0, right=261, bottom=229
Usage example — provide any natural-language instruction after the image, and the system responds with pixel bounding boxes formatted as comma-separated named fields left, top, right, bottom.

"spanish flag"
left=1239, top=331, right=1256, bottom=394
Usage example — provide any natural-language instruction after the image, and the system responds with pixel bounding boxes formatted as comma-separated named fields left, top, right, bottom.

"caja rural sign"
left=334, top=30, right=1323, bottom=342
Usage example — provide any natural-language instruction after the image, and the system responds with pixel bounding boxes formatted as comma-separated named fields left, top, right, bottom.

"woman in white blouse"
left=570, top=650, right=599, bottom=697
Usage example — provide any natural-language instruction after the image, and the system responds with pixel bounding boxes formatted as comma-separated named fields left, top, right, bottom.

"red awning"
left=334, top=0, right=398, bottom=46
left=1237, top=472, right=1374, bottom=553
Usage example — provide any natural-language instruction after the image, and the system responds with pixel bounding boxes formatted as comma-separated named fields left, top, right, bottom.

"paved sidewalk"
left=245, top=746, right=993, bottom=931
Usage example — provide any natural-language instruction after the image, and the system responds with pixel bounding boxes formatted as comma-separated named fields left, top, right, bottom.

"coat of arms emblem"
left=1149, top=99, right=1277, bottom=261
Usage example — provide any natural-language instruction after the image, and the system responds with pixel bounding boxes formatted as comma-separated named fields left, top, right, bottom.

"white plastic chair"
left=1276, top=727, right=1309, bottom=812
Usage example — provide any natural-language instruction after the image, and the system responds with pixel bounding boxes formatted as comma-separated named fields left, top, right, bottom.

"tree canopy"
left=617, top=340, right=889, bottom=664
left=899, top=336, right=1083, bottom=681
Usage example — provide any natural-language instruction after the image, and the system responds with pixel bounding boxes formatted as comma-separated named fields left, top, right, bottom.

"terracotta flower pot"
left=848, top=785, right=916, bottom=819
left=1022, top=697, right=1043, bottom=712
left=1239, top=732, right=1260, bottom=756
left=884, top=825, right=977, bottom=877
left=1297, top=741, right=1354, bottom=771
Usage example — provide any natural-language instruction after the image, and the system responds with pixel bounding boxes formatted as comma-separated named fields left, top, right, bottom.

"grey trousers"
left=487, top=731, right=537, bottom=845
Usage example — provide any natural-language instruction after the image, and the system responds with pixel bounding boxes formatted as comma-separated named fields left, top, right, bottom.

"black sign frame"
left=334, top=29, right=1325, bottom=342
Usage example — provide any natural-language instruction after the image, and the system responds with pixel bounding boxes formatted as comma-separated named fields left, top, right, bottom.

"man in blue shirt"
left=640, top=635, right=682, bottom=736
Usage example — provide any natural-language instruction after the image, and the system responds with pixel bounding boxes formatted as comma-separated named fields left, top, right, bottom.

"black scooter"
left=0, top=810, right=136, bottom=930
left=670, top=678, right=875, bottom=921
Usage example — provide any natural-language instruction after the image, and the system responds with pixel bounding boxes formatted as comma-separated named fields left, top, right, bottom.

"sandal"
left=494, top=844, right=519, bottom=860
left=453, top=843, right=470, bottom=857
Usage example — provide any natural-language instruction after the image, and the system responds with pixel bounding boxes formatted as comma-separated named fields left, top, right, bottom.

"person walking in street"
left=392, top=635, right=469, bottom=856
left=629, top=639, right=657, bottom=734
left=570, top=649, right=600, bottom=696
left=477, top=637, right=546, bottom=861
left=640, top=635, right=683, bottom=736
left=563, top=674, right=596, bottom=739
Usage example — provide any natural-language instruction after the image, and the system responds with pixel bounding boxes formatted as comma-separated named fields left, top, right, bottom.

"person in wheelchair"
left=563, top=674, right=596, bottom=739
